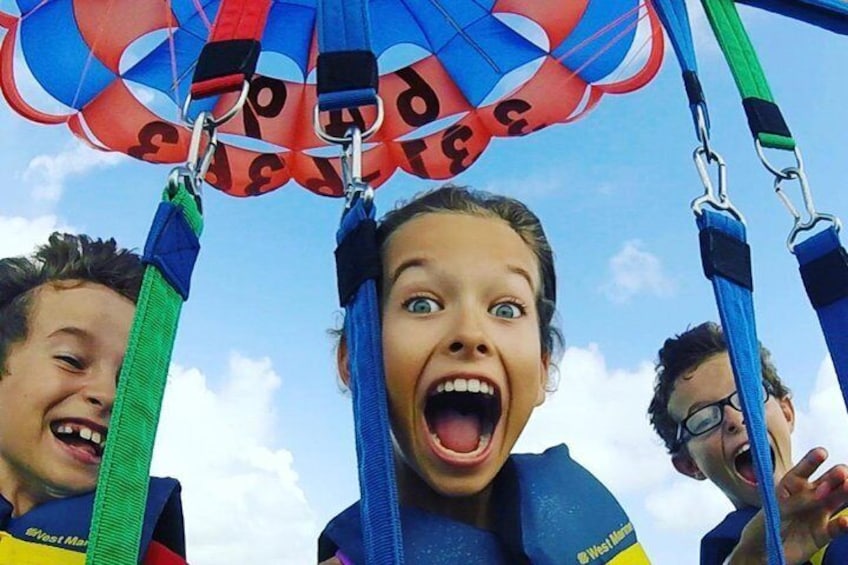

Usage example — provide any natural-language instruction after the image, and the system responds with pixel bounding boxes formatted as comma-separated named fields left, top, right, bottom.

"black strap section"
left=700, top=227, right=753, bottom=290
left=192, top=39, right=261, bottom=84
left=317, top=51, right=378, bottom=95
left=742, top=97, right=791, bottom=138
left=800, top=247, right=848, bottom=308
left=683, top=70, right=705, bottom=107
left=335, top=218, right=381, bottom=306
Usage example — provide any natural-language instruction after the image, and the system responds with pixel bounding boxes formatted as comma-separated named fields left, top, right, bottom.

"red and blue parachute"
left=0, top=0, right=664, bottom=196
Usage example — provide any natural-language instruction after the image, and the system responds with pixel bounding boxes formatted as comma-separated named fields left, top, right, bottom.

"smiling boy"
left=0, top=233, right=186, bottom=564
left=649, top=321, right=848, bottom=564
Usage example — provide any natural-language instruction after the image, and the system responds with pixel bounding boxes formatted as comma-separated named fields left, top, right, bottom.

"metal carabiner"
left=693, top=103, right=713, bottom=163
left=313, top=96, right=385, bottom=145
left=773, top=166, right=842, bottom=252
left=182, top=80, right=250, bottom=129
left=184, top=111, right=219, bottom=194
left=690, top=145, right=745, bottom=223
left=755, top=139, right=803, bottom=181
left=340, top=126, right=373, bottom=210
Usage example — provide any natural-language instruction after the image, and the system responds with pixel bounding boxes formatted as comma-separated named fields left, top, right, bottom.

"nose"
left=446, top=306, right=492, bottom=358
left=723, top=403, right=745, bottom=434
left=84, top=366, right=117, bottom=412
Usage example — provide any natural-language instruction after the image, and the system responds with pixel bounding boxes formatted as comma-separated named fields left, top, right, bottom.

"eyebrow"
left=47, top=326, right=93, bottom=343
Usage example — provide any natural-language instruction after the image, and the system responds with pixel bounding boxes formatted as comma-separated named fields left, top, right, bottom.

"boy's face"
left=379, top=212, right=548, bottom=497
left=667, top=352, right=795, bottom=509
left=0, top=281, right=134, bottom=511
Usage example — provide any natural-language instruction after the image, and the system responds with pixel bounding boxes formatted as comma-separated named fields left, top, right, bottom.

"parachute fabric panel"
left=796, top=228, right=848, bottom=413
left=697, top=210, right=785, bottom=565
left=336, top=198, right=404, bottom=564
left=86, top=181, right=202, bottom=565
left=0, top=1, right=664, bottom=197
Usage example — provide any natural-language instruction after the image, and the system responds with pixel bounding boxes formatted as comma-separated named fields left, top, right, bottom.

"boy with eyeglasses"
left=648, top=321, right=848, bottom=564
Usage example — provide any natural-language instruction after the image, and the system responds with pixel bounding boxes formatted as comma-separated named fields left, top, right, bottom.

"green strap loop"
left=701, top=0, right=795, bottom=149
left=85, top=179, right=202, bottom=565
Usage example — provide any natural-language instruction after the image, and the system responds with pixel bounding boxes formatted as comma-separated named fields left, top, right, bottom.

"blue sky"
left=2, top=2, right=848, bottom=563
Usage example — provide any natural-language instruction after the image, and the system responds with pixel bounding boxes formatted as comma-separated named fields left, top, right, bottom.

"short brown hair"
left=648, top=321, right=790, bottom=453
left=0, top=232, right=143, bottom=373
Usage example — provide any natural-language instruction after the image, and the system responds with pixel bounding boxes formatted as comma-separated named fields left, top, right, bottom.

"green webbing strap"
left=701, top=0, right=795, bottom=150
left=85, top=179, right=203, bottom=565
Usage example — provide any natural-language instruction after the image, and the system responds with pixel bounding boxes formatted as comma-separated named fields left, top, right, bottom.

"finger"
left=790, top=447, right=828, bottom=481
left=813, top=465, right=848, bottom=499
left=826, top=514, right=848, bottom=541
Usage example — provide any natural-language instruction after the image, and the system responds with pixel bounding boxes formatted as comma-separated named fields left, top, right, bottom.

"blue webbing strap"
left=652, top=0, right=710, bottom=139
left=795, top=227, right=848, bottom=410
left=698, top=210, right=785, bottom=565
left=316, top=0, right=378, bottom=111
left=336, top=198, right=404, bottom=565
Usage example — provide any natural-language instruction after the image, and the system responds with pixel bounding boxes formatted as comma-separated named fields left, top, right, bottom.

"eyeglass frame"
left=673, top=381, right=775, bottom=451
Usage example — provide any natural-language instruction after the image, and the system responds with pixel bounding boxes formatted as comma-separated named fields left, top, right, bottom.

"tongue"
left=737, top=459, right=758, bottom=484
left=433, top=409, right=482, bottom=453
left=59, top=436, right=98, bottom=458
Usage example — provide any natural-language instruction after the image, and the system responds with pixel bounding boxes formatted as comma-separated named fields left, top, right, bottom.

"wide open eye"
left=404, top=296, right=441, bottom=314
left=489, top=301, right=524, bottom=319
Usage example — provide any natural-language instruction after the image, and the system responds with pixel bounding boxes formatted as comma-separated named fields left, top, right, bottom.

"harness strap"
left=700, top=0, right=794, bottom=150
left=336, top=198, right=404, bottom=565
left=697, top=210, right=785, bottom=565
left=316, top=0, right=378, bottom=111
left=795, top=227, right=848, bottom=409
left=86, top=180, right=202, bottom=565
left=190, top=0, right=271, bottom=99
left=653, top=0, right=710, bottom=135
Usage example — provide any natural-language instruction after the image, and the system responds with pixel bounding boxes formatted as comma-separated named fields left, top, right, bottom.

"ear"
left=778, top=394, right=795, bottom=433
left=534, top=352, right=550, bottom=407
left=337, top=337, right=351, bottom=388
left=672, top=450, right=706, bottom=480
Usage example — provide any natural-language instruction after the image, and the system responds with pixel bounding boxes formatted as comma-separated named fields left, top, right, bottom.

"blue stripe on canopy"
left=552, top=0, right=641, bottom=84
left=20, top=0, right=116, bottom=108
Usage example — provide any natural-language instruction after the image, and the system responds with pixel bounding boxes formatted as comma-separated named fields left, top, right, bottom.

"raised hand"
left=729, top=447, right=848, bottom=565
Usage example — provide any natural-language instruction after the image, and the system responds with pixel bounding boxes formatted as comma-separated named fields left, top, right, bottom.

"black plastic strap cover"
left=193, top=39, right=261, bottom=84
left=742, top=97, right=791, bottom=139
left=317, top=51, right=378, bottom=95
left=800, top=247, right=848, bottom=308
left=683, top=70, right=705, bottom=107
left=700, top=227, right=753, bottom=290
left=335, top=218, right=381, bottom=306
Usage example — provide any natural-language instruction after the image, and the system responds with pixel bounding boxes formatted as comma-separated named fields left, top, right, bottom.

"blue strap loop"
left=317, top=0, right=378, bottom=112
left=796, top=227, right=848, bottom=413
left=336, top=198, right=405, bottom=564
left=697, top=210, right=785, bottom=565
left=142, top=202, right=201, bottom=301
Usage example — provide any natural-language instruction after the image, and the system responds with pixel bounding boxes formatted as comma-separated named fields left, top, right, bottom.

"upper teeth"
left=56, top=424, right=104, bottom=447
left=435, top=378, right=495, bottom=396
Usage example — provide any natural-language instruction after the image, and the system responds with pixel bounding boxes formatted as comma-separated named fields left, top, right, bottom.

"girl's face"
left=380, top=212, right=548, bottom=497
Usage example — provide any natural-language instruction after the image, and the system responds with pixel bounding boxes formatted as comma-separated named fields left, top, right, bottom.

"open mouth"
left=51, top=420, right=107, bottom=460
left=424, top=377, right=502, bottom=459
left=733, top=444, right=776, bottom=485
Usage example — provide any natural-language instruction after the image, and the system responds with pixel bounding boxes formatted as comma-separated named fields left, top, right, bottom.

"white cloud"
left=516, top=344, right=666, bottom=493
left=602, top=240, right=676, bottom=303
left=151, top=353, right=316, bottom=565
left=645, top=478, right=732, bottom=533
left=792, top=356, right=848, bottom=473
left=0, top=215, right=74, bottom=257
left=22, top=142, right=125, bottom=201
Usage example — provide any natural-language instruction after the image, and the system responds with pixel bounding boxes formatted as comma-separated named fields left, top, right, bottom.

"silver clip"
left=690, top=146, right=745, bottom=223
left=340, top=126, right=373, bottom=209
left=185, top=111, right=218, bottom=194
left=774, top=166, right=841, bottom=252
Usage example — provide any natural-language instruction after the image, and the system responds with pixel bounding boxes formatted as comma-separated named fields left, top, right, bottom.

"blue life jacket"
left=0, top=476, right=185, bottom=561
left=319, top=444, right=648, bottom=564
left=701, top=506, right=848, bottom=565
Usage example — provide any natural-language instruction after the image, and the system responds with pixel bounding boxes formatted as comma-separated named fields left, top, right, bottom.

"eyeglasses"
left=675, top=382, right=773, bottom=448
